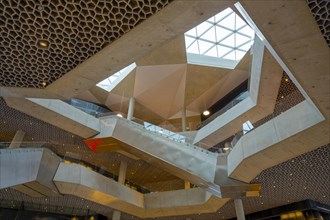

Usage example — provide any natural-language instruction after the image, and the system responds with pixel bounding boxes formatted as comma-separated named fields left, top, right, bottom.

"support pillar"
left=113, top=161, right=127, bottom=220
left=118, top=161, right=127, bottom=184
left=127, top=97, right=135, bottom=121
left=112, top=210, right=121, bottom=220
left=9, top=130, right=25, bottom=149
left=182, top=106, right=187, bottom=132
left=234, top=199, right=246, bottom=220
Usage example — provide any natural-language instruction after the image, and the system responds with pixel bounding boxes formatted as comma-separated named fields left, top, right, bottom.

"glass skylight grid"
left=184, top=7, right=255, bottom=68
left=97, top=63, right=136, bottom=91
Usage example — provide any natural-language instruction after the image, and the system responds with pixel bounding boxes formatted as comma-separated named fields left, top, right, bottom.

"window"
left=184, top=8, right=255, bottom=69
left=96, top=63, right=136, bottom=92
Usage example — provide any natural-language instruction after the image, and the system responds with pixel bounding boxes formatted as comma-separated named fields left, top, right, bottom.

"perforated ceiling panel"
left=0, top=0, right=172, bottom=88
left=307, top=0, right=330, bottom=47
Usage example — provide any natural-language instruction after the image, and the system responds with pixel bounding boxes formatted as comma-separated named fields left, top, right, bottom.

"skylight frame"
left=184, top=7, right=255, bottom=69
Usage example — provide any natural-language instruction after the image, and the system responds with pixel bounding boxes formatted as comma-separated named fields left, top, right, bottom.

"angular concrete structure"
left=0, top=148, right=61, bottom=197
left=54, top=162, right=230, bottom=218
left=193, top=36, right=283, bottom=147
left=4, top=98, right=100, bottom=138
left=84, top=116, right=260, bottom=198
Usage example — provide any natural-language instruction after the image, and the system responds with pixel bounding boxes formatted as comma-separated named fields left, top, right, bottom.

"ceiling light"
left=41, top=81, right=47, bottom=87
left=223, top=147, right=229, bottom=150
left=116, top=113, right=123, bottom=118
left=37, top=40, right=49, bottom=49
left=203, top=110, right=210, bottom=116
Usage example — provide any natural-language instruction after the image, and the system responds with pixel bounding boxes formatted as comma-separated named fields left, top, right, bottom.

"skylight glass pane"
left=236, top=50, right=247, bottom=60
left=109, top=75, right=118, bottom=83
left=217, top=45, right=232, bottom=57
left=184, top=7, right=255, bottom=68
left=187, top=41, right=199, bottom=54
left=214, top=8, right=233, bottom=23
left=220, top=34, right=235, bottom=48
left=218, top=12, right=235, bottom=30
left=184, top=36, right=196, bottom=48
left=204, top=46, right=218, bottom=57
left=207, top=16, right=215, bottom=23
left=200, top=27, right=216, bottom=42
left=235, top=33, right=251, bottom=47
left=97, top=63, right=136, bottom=92
left=196, top=22, right=213, bottom=37
left=239, top=41, right=254, bottom=51
left=238, top=26, right=255, bottom=38
left=97, top=79, right=112, bottom=91
left=198, top=40, right=214, bottom=54
left=235, top=15, right=247, bottom=30
left=215, top=26, right=232, bottom=42
left=185, top=28, right=197, bottom=37
left=223, top=51, right=236, bottom=60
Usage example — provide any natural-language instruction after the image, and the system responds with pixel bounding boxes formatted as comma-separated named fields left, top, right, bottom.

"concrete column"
left=127, top=97, right=135, bottom=121
left=118, top=161, right=127, bottom=184
left=112, top=210, right=121, bottom=220
left=184, top=180, right=190, bottom=189
left=182, top=106, right=187, bottom=132
left=234, top=199, right=246, bottom=220
left=9, top=130, right=25, bottom=149
left=112, top=161, right=128, bottom=220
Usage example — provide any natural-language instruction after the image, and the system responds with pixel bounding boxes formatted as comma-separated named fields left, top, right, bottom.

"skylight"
left=184, top=8, right=255, bottom=69
left=97, top=63, right=136, bottom=92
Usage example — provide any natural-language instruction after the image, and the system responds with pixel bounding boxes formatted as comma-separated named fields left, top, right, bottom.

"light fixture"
left=223, top=147, right=229, bottom=151
left=203, top=110, right=210, bottom=116
left=116, top=113, right=123, bottom=118
left=41, top=81, right=47, bottom=87
left=37, top=39, right=49, bottom=49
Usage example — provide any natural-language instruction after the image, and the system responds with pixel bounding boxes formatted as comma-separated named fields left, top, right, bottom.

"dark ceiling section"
left=0, top=0, right=172, bottom=88
left=306, top=0, right=330, bottom=47
left=0, top=190, right=114, bottom=218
